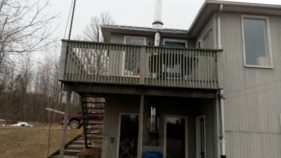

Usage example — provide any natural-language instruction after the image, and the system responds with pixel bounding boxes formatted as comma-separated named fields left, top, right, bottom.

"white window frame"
left=163, top=38, right=188, bottom=48
left=196, top=115, right=206, bottom=158
left=122, top=36, right=146, bottom=76
left=241, top=15, right=273, bottom=68
left=196, top=39, right=203, bottom=49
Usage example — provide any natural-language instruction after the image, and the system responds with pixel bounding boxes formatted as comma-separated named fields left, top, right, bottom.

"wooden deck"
left=59, top=40, right=223, bottom=90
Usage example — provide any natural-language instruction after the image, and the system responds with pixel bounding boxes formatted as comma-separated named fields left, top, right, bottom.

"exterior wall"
left=103, top=95, right=140, bottom=158
left=110, top=33, right=155, bottom=45
left=196, top=14, right=216, bottom=49
left=103, top=95, right=217, bottom=158
left=220, top=12, right=281, bottom=158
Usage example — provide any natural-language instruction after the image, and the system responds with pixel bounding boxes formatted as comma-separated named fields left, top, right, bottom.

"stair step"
left=84, top=135, right=103, bottom=139
left=88, top=144, right=103, bottom=148
left=82, top=100, right=105, bottom=103
left=86, top=132, right=102, bottom=135
left=72, top=140, right=86, bottom=144
left=68, top=144, right=86, bottom=149
left=64, top=149, right=81, bottom=155
left=85, top=125, right=103, bottom=128
left=85, top=121, right=104, bottom=124
left=82, top=111, right=104, bottom=113
left=85, top=129, right=103, bottom=132
left=83, top=106, right=105, bottom=110
left=49, top=156, right=77, bottom=158
left=84, top=124, right=104, bottom=127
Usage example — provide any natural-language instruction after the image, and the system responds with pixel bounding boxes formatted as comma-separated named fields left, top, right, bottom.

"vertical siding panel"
left=221, top=12, right=281, bottom=158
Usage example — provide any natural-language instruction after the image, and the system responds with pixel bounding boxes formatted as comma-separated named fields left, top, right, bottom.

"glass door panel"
left=165, top=116, right=187, bottom=158
left=118, top=114, right=139, bottom=158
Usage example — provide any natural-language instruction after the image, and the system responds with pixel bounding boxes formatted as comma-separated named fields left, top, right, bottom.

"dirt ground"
left=0, top=123, right=81, bottom=158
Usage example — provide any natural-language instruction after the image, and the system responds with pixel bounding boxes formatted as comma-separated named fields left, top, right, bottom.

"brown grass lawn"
left=0, top=124, right=81, bottom=158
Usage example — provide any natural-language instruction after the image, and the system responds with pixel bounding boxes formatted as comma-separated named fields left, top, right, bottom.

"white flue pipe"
left=155, top=0, right=162, bottom=22
left=153, top=0, right=163, bottom=29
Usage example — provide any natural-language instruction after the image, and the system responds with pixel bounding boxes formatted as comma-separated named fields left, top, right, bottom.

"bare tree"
left=0, top=0, right=55, bottom=67
left=80, top=13, right=115, bottom=75
left=83, top=12, right=114, bottom=42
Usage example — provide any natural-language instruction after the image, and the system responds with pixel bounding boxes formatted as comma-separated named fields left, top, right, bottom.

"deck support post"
left=137, top=95, right=144, bottom=158
left=59, top=90, right=71, bottom=158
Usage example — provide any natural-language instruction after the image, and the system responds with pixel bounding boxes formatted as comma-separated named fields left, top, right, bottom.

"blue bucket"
left=143, top=151, right=162, bottom=158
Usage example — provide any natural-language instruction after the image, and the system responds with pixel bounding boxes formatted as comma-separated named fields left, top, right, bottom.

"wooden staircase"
left=48, top=97, right=105, bottom=158
left=48, top=134, right=85, bottom=158
left=81, top=97, right=105, bottom=149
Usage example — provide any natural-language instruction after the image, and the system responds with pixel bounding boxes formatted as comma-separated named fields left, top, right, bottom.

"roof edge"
left=188, top=0, right=281, bottom=37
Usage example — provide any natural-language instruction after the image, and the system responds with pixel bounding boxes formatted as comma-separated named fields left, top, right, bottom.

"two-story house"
left=58, top=1, right=281, bottom=158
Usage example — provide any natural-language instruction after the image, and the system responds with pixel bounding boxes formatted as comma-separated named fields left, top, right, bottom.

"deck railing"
left=59, top=40, right=223, bottom=89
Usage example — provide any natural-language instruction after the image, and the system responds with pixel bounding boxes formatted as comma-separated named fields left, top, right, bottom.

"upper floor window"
left=242, top=16, right=272, bottom=67
left=125, top=36, right=146, bottom=45
left=196, top=40, right=203, bottom=49
left=123, top=36, right=146, bottom=76
left=163, top=39, right=187, bottom=48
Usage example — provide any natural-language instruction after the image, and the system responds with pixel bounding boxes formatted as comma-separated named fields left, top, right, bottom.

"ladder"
left=81, top=97, right=105, bottom=149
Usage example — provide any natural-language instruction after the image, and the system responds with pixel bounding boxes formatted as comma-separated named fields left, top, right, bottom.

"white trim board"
left=162, top=38, right=188, bottom=48
left=196, top=115, right=207, bottom=158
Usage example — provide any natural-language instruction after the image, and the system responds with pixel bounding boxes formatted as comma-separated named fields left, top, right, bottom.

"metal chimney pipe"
left=153, top=0, right=163, bottom=29
left=153, top=0, right=163, bottom=47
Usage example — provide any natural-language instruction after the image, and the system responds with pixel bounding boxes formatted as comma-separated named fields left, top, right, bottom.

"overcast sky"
left=47, top=0, right=281, bottom=39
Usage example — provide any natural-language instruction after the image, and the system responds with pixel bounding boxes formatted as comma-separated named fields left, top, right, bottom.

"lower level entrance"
left=113, top=95, right=215, bottom=158
left=117, top=114, right=139, bottom=158
left=164, top=116, right=188, bottom=158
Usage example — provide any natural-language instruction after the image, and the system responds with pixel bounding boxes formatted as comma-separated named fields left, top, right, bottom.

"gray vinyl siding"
left=197, top=15, right=216, bottom=49
left=220, top=12, right=281, bottom=158
left=103, top=95, right=140, bottom=158
left=110, top=33, right=154, bottom=45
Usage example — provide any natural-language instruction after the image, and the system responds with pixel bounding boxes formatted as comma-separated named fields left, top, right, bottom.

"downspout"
left=154, top=31, right=161, bottom=46
left=279, top=114, right=281, bottom=133
left=217, top=3, right=226, bottom=158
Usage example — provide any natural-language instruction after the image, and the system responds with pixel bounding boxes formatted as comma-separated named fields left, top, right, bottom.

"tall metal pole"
left=59, top=0, right=76, bottom=157
left=67, top=0, right=76, bottom=42
left=63, top=0, right=77, bottom=79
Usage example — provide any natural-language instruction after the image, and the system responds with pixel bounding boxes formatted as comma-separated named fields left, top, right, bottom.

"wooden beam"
left=63, top=82, right=218, bottom=99
left=59, top=91, right=71, bottom=158
left=137, top=95, right=144, bottom=158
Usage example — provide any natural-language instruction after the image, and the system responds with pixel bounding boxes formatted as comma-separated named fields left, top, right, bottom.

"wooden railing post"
left=139, top=47, right=146, bottom=84
left=58, top=41, right=68, bottom=80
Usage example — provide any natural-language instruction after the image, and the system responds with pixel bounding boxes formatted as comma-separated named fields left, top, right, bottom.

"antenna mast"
left=60, top=0, right=76, bottom=157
